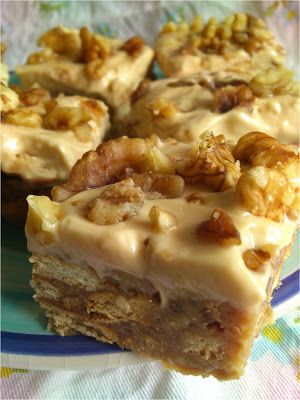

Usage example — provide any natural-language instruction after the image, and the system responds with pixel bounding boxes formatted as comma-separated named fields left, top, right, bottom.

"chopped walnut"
left=80, top=26, right=111, bottom=63
left=236, top=166, right=295, bottom=222
left=86, top=179, right=145, bottom=225
left=233, top=132, right=299, bottom=180
left=176, top=132, right=240, bottom=191
left=149, top=206, right=177, bottom=233
left=19, top=87, right=51, bottom=107
left=1, top=84, right=19, bottom=113
left=142, top=148, right=175, bottom=174
left=131, top=79, right=150, bottom=105
left=249, top=67, right=298, bottom=97
left=26, top=48, right=60, bottom=64
left=43, top=105, right=92, bottom=131
left=121, top=36, right=145, bottom=56
left=147, top=97, right=177, bottom=118
left=186, top=192, right=204, bottom=204
left=243, top=249, right=271, bottom=270
left=212, top=84, right=254, bottom=113
left=4, top=108, right=42, bottom=128
left=163, top=13, right=274, bottom=56
left=124, top=172, right=184, bottom=199
left=81, top=99, right=105, bottom=122
left=38, top=26, right=82, bottom=61
left=73, top=124, right=93, bottom=143
left=197, top=208, right=241, bottom=246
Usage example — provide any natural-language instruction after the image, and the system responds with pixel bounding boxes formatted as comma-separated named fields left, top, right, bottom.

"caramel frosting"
left=155, top=15, right=285, bottom=78
left=25, top=133, right=299, bottom=311
left=119, top=74, right=299, bottom=145
left=16, top=26, right=154, bottom=109
left=1, top=93, right=110, bottom=183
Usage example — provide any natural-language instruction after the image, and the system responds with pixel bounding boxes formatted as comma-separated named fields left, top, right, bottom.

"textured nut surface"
left=142, top=148, right=175, bottom=174
left=176, top=132, right=240, bottom=191
left=249, top=67, right=299, bottom=97
left=212, top=84, right=254, bottom=113
left=80, top=26, right=111, bottom=63
left=243, top=249, right=271, bottom=270
left=26, top=48, right=60, bottom=64
left=0, top=84, right=19, bottom=113
left=43, top=106, right=92, bottom=131
left=236, top=166, right=295, bottom=222
left=149, top=205, right=177, bottom=233
left=86, top=179, right=145, bottom=225
left=38, top=26, right=82, bottom=61
left=125, top=172, right=184, bottom=199
left=147, top=97, right=177, bottom=118
left=186, top=192, right=204, bottom=204
left=121, top=36, right=145, bottom=56
left=233, top=132, right=299, bottom=180
left=4, top=108, right=42, bottom=128
left=19, top=87, right=51, bottom=107
left=197, top=208, right=241, bottom=246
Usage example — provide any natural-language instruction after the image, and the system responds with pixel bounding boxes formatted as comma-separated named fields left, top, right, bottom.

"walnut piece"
left=124, top=172, right=184, bottom=199
left=4, top=108, right=42, bottom=128
left=142, top=148, right=175, bottom=174
left=43, top=105, right=92, bottom=131
left=121, top=36, right=145, bottom=56
left=19, top=87, right=50, bottom=107
left=1, top=84, right=19, bottom=113
left=38, top=26, right=82, bottom=61
left=26, top=48, right=60, bottom=64
left=197, top=208, right=241, bottom=246
left=80, top=26, right=111, bottom=63
left=249, top=67, right=299, bottom=97
left=233, top=132, right=299, bottom=180
left=212, top=84, right=254, bottom=113
left=86, top=179, right=145, bottom=225
left=147, top=97, right=177, bottom=118
left=53, top=137, right=152, bottom=199
left=236, top=166, right=295, bottom=222
left=149, top=206, right=177, bottom=233
left=176, top=132, right=240, bottom=191
left=186, top=192, right=204, bottom=204
left=243, top=249, right=271, bottom=270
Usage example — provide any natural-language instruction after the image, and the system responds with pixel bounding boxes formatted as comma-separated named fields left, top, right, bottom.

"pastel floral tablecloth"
left=1, top=309, right=300, bottom=399
left=1, top=1, right=299, bottom=399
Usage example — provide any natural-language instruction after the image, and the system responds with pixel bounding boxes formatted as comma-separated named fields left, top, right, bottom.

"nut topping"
left=86, top=179, right=145, bottom=225
left=176, top=132, right=240, bottom=191
left=197, top=208, right=241, bottom=246
left=243, top=249, right=271, bottom=270
left=121, top=36, right=145, bottom=56
left=4, top=108, right=42, bottom=128
left=147, top=97, right=177, bottom=119
left=212, top=84, right=254, bottom=113
left=236, top=166, right=295, bottom=222
left=149, top=206, right=177, bottom=233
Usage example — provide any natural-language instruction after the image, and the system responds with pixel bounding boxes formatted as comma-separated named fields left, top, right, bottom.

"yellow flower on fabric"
left=0, top=367, right=28, bottom=378
left=262, top=325, right=283, bottom=343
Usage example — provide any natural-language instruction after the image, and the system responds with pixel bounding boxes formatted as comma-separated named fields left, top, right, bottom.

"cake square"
left=26, top=131, right=299, bottom=379
left=154, top=13, right=285, bottom=78
left=16, top=26, right=154, bottom=111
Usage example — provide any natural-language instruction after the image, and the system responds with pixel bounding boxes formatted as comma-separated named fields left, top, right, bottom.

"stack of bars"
left=2, top=12, right=298, bottom=380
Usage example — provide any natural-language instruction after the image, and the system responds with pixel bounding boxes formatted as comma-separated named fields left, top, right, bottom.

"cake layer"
left=30, top=253, right=280, bottom=379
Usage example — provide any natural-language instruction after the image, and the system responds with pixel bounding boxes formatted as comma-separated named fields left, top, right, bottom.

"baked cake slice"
left=1, top=85, right=110, bottom=223
left=117, top=68, right=299, bottom=144
left=26, top=132, right=299, bottom=379
left=154, top=13, right=285, bottom=78
left=16, top=26, right=154, bottom=111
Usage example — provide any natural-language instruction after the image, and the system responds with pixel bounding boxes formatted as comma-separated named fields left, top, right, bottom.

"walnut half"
left=212, top=84, right=254, bottom=113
